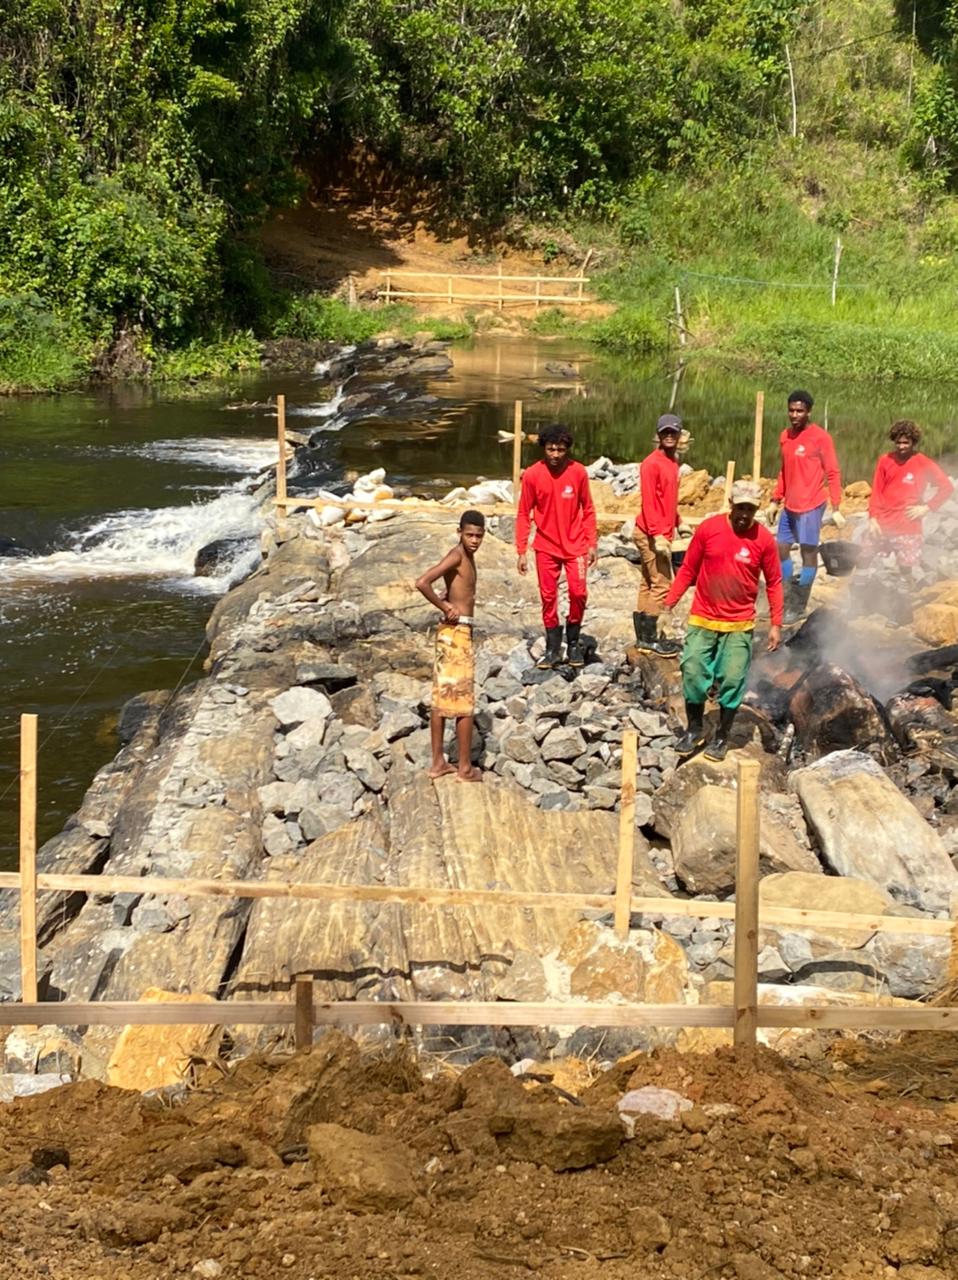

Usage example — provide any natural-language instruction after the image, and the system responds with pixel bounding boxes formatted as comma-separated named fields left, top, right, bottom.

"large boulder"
left=652, top=747, right=787, bottom=839
left=670, top=785, right=820, bottom=895
left=790, top=750, right=958, bottom=912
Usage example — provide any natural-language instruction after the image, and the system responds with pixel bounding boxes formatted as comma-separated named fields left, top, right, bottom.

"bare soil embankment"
left=4, top=1031, right=958, bottom=1280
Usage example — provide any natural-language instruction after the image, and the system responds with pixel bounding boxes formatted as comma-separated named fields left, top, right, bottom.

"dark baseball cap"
left=656, top=413, right=682, bottom=435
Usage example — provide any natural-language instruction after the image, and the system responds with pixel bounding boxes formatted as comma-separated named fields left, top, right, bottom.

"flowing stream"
left=1, top=337, right=956, bottom=866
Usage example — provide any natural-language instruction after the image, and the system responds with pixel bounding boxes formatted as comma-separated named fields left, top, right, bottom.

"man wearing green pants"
left=662, top=481, right=784, bottom=761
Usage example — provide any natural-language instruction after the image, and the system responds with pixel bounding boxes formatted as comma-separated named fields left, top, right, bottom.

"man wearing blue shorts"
left=765, top=390, right=844, bottom=624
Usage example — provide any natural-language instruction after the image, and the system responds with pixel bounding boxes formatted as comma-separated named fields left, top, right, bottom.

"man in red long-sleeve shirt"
left=632, top=413, right=691, bottom=659
left=862, top=419, right=954, bottom=572
left=765, top=389, right=843, bottom=624
left=663, top=481, right=783, bottom=761
left=516, top=422, right=597, bottom=669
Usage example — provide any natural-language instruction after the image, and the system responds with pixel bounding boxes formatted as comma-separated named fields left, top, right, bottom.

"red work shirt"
left=771, top=423, right=842, bottom=512
left=516, top=459, right=597, bottom=559
left=665, top=513, right=784, bottom=628
left=635, top=448, right=679, bottom=539
left=869, top=451, right=954, bottom=536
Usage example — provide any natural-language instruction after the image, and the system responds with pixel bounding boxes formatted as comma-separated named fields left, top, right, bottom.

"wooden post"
left=614, top=731, right=638, bottom=940
left=294, top=974, right=314, bottom=1052
left=752, top=391, right=764, bottom=481
left=512, top=400, right=523, bottom=510
left=19, top=713, right=38, bottom=1009
left=785, top=42, right=797, bottom=137
left=498, top=262, right=504, bottom=312
left=347, top=275, right=357, bottom=309
left=733, top=758, right=761, bottom=1051
left=447, top=274, right=453, bottom=304
left=534, top=277, right=541, bottom=311
left=831, top=235, right=843, bottom=308
left=276, top=393, right=287, bottom=533
left=674, top=287, right=687, bottom=346
left=723, top=460, right=736, bottom=511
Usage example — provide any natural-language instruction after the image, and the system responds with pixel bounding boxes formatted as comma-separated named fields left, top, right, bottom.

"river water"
left=1, top=337, right=956, bottom=866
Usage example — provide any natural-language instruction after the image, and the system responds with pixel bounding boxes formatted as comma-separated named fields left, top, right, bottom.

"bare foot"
left=456, top=766, right=483, bottom=783
left=428, top=763, right=456, bottom=779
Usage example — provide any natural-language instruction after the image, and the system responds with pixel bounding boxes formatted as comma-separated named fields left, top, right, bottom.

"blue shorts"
left=777, top=503, right=825, bottom=548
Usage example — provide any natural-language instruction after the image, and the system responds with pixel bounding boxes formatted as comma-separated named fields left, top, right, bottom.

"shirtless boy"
left=415, top=511, right=485, bottom=782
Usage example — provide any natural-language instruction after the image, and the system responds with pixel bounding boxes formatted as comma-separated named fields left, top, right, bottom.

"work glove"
left=653, top=535, right=672, bottom=556
left=868, top=517, right=882, bottom=537
left=656, top=609, right=673, bottom=638
left=906, top=503, right=929, bottom=521
left=830, top=509, right=846, bottom=531
left=675, top=519, right=693, bottom=539
left=764, top=501, right=782, bottom=524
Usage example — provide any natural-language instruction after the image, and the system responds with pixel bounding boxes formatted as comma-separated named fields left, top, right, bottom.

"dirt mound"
left=4, top=1032, right=958, bottom=1279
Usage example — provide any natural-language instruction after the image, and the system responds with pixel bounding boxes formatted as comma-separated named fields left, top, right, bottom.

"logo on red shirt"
left=561, top=484, right=575, bottom=498
left=736, top=547, right=752, bottom=562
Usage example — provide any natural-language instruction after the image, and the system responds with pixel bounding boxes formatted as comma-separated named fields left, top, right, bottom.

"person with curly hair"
left=861, top=420, right=953, bottom=571
left=515, top=423, right=597, bottom=669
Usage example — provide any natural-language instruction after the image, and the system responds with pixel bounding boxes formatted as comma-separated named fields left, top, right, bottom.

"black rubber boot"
left=537, top=626, right=564, bottom=669
left=703, top=706, right=737, bottom=761
left=633, top=611, right=655, bottom=653
left=784, top=580, right=812, bottom=625
left=649, top=616, right=681, bottom=659
left=565, top=621, right=585, bottom=667
left=674, top=702, right=706, bottom=756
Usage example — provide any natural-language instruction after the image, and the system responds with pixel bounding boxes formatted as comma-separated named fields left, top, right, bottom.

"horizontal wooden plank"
left=3, top=999, right=958, bottom=1033
left=1, top=872, right=951, bottom=938
left=0, top=1002, right=295, bottom=1027
left=385, top=290, right=593, bottom=305
left=385, top=271, right=590, bottom=284
left=28, top=873, right=617, bottom=912
left=0, top=1000, right=733, bottom=1030
left=759, top=1006, right=958, bottom=1030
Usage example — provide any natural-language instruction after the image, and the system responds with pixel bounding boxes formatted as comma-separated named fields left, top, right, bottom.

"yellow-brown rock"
left=107, top=988, right=221, bottom=1091
left=913, top=601, right=958, bottom=646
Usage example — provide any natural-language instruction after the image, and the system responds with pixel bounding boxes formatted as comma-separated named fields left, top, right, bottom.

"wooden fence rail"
left=4, top=715, right=958, bottom=1056
left=381, top=268, right=593, bottom=310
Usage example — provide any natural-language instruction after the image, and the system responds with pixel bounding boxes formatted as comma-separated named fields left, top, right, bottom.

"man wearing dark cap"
left=663, top=481, right=783, bottom=761
left=632, top=413, right=689, bottom=658
left=765, top=390, right=844, bottom=623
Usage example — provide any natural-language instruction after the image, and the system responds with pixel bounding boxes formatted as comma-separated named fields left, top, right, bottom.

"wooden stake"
left=674, top=287, right=687, bottom=346
left=294, top=974, right=314, bottom=1052
left=535, top=277, right=541, bottom=310
left=785, top=42, right=797, bottom=137
left=497, top=263, right=504, bottom=312
left=733, top=758, right=761, bottom=1052
left=831, top=235, right=843, bottom=308
left=19, top=713, right=38, bottom=1009
left=384, top=270, right=392, bottom=304
left=752, top=391, right=764, bottom=481
left=447, top=274, right=453, bottom=304
left=512, top=400, right=523, bottom=510
left=276, top=394, right=287, bottom=533
left=614, top=731, right=638, bottom=940
left=723, top=460, right=736, bottom=511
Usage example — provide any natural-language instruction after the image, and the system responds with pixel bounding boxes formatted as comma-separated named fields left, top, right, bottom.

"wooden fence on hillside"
left=4, top=716, right=957, bottom=1058
left=380, top=268, right=595, bottom=310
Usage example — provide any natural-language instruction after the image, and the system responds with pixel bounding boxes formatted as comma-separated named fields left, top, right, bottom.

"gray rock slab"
left=540, top=726, right=587, bottom=762
left=671, top=784, right=821, bottom=895
left=269, top=686, right=333, bottom=728
left=791, top=750, right=958, bottom=912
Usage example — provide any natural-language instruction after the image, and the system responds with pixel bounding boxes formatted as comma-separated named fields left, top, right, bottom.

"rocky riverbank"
left=1, top=401, right=958, bottom=1089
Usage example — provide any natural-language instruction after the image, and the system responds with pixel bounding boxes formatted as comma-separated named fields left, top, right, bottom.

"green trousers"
left=680, top=625, right=754, bottom=709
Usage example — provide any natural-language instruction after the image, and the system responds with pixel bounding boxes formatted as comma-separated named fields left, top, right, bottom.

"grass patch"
left=151, top=331, right=262, bottom=381
left=0, top=294, right=89, bottom=393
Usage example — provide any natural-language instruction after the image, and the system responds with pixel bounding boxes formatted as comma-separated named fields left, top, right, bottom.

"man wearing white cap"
left=662, top=480, right=783, bottom=761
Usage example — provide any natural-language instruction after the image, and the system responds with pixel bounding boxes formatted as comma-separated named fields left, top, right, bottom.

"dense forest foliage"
left=3, top=0, right=958, bottom=387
